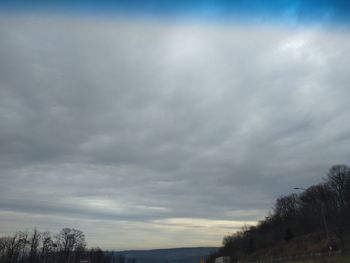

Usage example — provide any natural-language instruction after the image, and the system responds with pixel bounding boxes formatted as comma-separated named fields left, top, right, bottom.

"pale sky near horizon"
left=1, top=1, right=350, bottom=250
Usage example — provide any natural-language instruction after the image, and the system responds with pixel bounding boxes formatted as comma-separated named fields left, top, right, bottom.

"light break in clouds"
left=0, top=15, right=350, bottom=249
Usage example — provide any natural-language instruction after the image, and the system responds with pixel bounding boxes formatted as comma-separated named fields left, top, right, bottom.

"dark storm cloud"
left=0, top=16, right=350, bottom=248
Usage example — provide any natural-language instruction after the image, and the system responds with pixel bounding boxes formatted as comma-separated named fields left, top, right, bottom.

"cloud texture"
left=0, top=15, right=350, bottom=249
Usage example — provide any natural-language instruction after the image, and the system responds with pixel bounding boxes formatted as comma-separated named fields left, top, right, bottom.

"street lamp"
left=293, top=187, right=306, bottom=191
left=293, top=187, right=330, bottom=241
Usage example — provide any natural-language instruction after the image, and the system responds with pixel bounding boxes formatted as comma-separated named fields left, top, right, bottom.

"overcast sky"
left=1, top=1, right=350, bottom=250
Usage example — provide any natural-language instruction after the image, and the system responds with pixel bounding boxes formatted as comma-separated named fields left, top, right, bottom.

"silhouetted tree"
left=28, top=228, right=41, bottom=263
left=56, top=228, right=86, bottom=263
left=207, top=165, right=350, bottom=262
left=284, top=228, right=293, bottom=242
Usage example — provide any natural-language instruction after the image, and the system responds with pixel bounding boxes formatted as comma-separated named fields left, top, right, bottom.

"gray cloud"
left=0, top=15, right=350, bottom=249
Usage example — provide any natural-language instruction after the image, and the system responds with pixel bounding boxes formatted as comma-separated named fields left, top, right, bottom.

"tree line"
left=207, top=164, right=350, bottom=262
left=0, top=227, right=123, bottom=263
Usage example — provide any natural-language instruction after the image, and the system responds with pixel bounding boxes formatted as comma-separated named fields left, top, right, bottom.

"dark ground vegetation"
left=0, top=227, right=118, bottom=263
left=207, top=165, right=350, bottom=262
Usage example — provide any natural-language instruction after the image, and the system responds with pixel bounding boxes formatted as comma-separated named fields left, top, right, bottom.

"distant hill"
left=114, top=247, right=218, bottom=263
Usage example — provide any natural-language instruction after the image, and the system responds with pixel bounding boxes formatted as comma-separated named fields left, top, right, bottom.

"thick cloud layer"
left=0, top=16, right=350, bottom=249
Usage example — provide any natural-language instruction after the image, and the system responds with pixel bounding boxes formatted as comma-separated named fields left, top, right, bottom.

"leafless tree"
left=56, top=228, right=86, bottom=263
left=326, top=165, right=349, bottom=208
left=28, top=228, right=41, bottom=263
left=274, top=193, right=299, bottom=220
left=39, top=232, right=56, bottom=263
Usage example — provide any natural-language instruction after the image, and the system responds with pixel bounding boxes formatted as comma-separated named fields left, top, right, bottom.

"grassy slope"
left=240, top=232, right=350, bottom=262
left=294, top=255, right=350, bottom=263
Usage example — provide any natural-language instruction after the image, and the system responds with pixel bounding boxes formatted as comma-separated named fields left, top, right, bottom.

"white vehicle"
left=215, top=256, right=230, bottom=263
